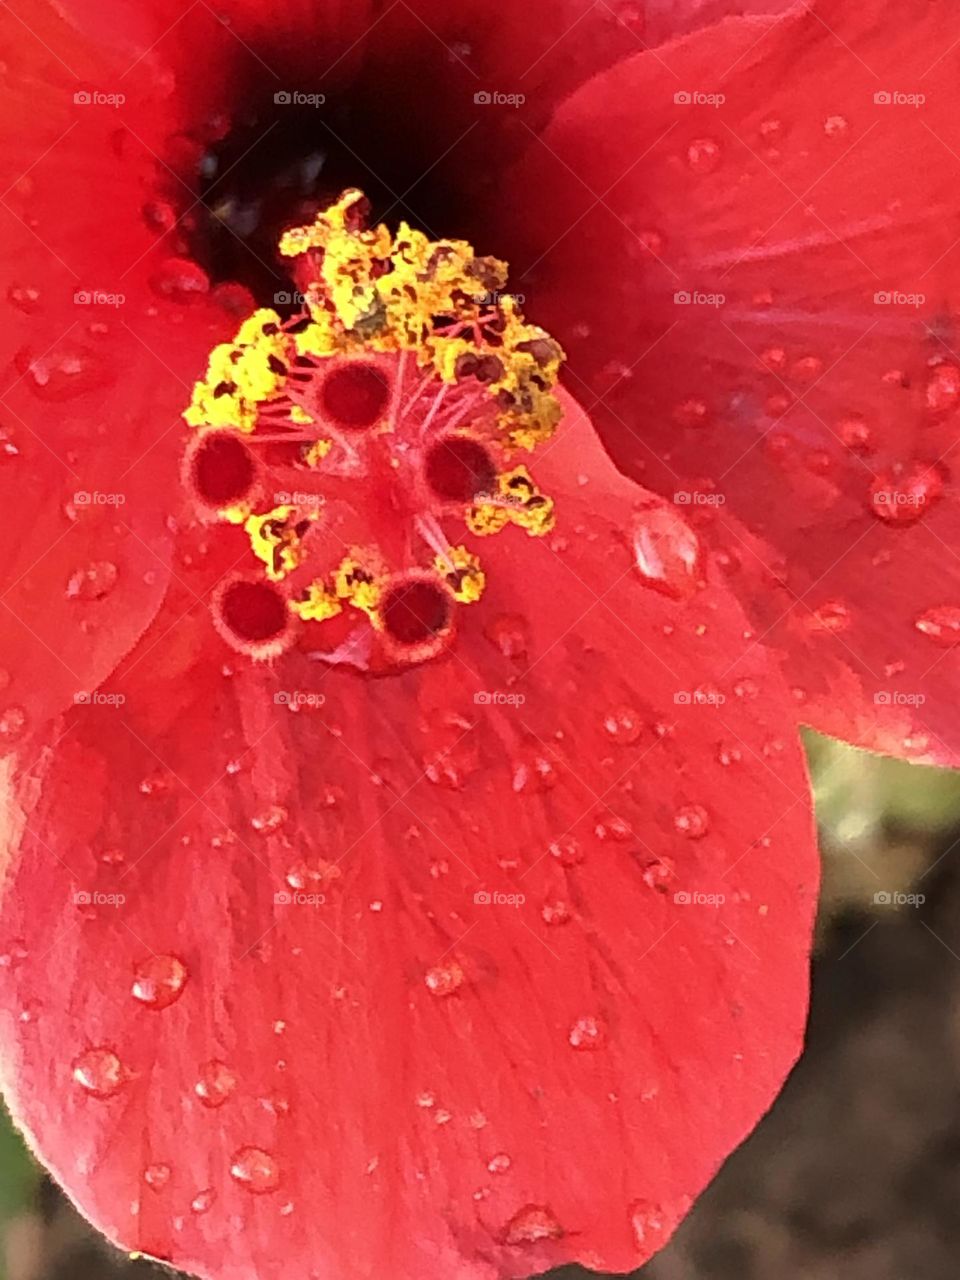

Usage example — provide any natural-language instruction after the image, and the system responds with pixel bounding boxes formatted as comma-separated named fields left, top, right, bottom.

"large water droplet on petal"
left=65, top=560, right=118, bottom=602
left=503, top=1204, right=565, bottom=1245
left=230, top=1146, right=280, bottom=1194
left=424, top=959, right=465, bottom=997
left=869, top=462, right=944, bottom=525
left=72, top=1047, right=126, bottom=1097
left=131, top=954, right=188, bottom=1009
left=674, top=804, right=710, bottom=839
left=569, top=1014, right=607, bottom=1050
left=0, top=705, right=28, bottom=744
left=632, top=501, right=704, bottom=601
left=915, top=605, right=960, bottom=647
left=194, top=1058, right=237, bottom=1107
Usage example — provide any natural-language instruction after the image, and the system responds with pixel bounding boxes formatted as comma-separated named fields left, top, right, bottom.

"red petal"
left=0, top=1, right=258, bottom=748
left=497, top=1, right=960, bottom=763
left=0, top=398, right=817, bottom=1279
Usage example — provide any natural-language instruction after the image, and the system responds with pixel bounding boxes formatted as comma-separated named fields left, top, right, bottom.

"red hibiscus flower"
left=0, top=2, right=949, bottom=1279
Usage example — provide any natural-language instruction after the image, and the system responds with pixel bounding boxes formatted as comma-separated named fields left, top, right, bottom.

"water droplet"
left=639, top=856, right=676, bottom=892
left=424, top=959, right=465, bottom=997
left=869, top=462, right=944, bottom=525
left=150, top=257, right=210, bottom=303
left=65, top=560, right=118, bottom=602
left=629, top=1199, right=669, bottom=1248
left=823, top=115, right=848, bottom=136
left=144, top=1163, right=171, bottom=1190
left=131, top=954, right=188, bottom=1010
left=672, top=398, right=709, bottom=429
left=8, top=285, right=40, bottom=313
left=194, top=1058, right=237, bottom=1108
left=915, top=605, right=960, bottom=647
left=0, top=705, right=28, bottom=744
left=569, top=1014, right=607, bottom=1050
left=541, top=899, right=572, bottom=926
left=602, top=705, right=642, bottom=745
left=251, top=805, right=287, bottom=834
left=488, top=1153, right=512, bottom=1174
left=484, top=613, right=530, bottom=659
left=548, top=836, right=584, bottom=867
left=805, top=599, right=851, bottom=633
left=674, top=804, right=710, bottom=838
left=686, top=137, right=722, bottom=174
left=761, top=346, right=787, bottom=373
left=0, top=939, right=28, bottom=968
left=229, top=1146, right=280, bottom=1194
left=632, top=500, right=704, bottom=601
left=511, top=749, right=557, bottom=794
left=191, top=1188, right=216, bottom=1215
left=72, top=1047, right=126, bottom=1097
left=927, top=363, right=960, bottom=414
left=142, top=200, right=177, bottom=234
left=17, top=342, right=109, bottom=401
left=838, top=414, right=872, bottom=452
left=503, top=1204, right=564, bottom=1244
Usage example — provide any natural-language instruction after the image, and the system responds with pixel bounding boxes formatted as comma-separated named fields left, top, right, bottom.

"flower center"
left=182, top=190, right=564, bottom=672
